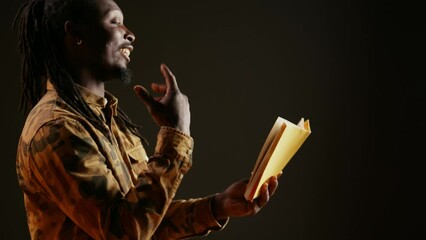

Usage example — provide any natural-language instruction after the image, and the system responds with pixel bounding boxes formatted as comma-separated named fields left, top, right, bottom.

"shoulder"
left=20, top=92, right=87, bottom=146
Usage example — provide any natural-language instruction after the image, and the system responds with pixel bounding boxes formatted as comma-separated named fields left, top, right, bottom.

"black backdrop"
left=1, top=0, right=424, bottom=239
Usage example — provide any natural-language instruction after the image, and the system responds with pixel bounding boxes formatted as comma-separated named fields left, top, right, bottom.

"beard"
left=117, top=67, right=133, bottom=85
left=101, top=67, right=133, bottom=85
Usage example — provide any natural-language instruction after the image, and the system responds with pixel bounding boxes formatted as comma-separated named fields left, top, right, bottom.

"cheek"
left=105, top=36, right=122, bottom=61
left=105, top=43, right=115, bottom=56
left=102, top=43, right=119, bottom=64
left=88, top=28, right=122, bottom=65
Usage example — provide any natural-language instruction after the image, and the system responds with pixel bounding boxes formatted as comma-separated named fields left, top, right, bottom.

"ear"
left=64, top=20, right=82, bottom=43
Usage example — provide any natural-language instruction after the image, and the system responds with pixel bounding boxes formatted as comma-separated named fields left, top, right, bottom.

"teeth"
left=120, top=48, right=130, bottom=57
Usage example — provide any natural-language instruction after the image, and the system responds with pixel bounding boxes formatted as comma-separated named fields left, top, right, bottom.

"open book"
left=244, top=117, right=311, bottom=201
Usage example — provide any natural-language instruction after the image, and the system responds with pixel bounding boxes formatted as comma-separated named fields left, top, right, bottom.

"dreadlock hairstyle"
left=14, top=0, right=147, bottom=144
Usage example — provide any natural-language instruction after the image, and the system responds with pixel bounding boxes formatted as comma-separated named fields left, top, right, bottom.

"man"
left=14, top=0, right=279, bottom=239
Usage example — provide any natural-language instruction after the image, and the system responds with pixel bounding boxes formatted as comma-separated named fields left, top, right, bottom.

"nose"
left=124, top=26, right=135, bottom=42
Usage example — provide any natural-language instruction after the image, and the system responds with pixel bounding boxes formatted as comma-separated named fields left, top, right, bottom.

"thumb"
left=134, top=85, right=155, bottom=106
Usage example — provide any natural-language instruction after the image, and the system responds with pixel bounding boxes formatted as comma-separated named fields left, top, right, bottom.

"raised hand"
left=133, top=64, right=191, bottom=135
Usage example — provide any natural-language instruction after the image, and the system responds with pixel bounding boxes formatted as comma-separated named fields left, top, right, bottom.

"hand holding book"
left=212, top=176, right=280, bottom=220
left=211, top=116, right=310, bottom=221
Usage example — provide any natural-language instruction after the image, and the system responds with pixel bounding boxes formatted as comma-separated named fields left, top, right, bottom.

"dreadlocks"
left=14, top=0, right=147, bottom=144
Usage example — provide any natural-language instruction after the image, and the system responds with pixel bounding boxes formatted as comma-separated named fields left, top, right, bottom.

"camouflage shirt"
left=16, top=82, right=227, bottom=239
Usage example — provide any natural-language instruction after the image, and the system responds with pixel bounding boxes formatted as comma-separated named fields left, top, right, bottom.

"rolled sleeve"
left=154, top=126, right=194, bottom=169
left=153, top=195, right=229, bottom=240
left=191, top=195, right=229, bottom=234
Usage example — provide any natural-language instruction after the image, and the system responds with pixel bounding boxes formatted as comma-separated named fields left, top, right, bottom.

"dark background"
left=1, top=0, right=424, bottom=239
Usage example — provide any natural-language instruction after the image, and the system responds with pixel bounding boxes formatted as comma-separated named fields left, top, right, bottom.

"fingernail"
left=133, top=86, right=142, bottom=93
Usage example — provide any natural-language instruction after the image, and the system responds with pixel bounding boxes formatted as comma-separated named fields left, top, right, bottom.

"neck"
left=73, top=69, right=106, bottom=97
left=80, top=80, right=105, bottom=97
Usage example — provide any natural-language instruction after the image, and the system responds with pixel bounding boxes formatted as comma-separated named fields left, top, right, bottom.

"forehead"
left=92, top=0, right=122, bottom=18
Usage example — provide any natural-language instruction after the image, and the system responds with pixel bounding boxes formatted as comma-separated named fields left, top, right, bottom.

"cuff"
left=192, top=195, right=229, bottom=236
left=154, top=126, right=194, bottom=172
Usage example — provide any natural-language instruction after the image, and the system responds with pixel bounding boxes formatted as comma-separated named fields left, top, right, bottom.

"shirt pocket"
left=126, top=146, right=149, bottom=175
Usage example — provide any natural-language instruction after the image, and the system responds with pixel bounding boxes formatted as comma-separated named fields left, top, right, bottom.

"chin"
left=101, top=66, right=133, bottom=85
left=117, top=67, right=133, bottom=85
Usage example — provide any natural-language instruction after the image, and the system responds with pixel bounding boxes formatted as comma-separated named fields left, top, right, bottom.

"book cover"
left=244, top=117, right=311, bottom=201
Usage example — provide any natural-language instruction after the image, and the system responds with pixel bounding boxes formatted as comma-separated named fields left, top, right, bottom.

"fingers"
left=255, top=182, right=270, bottom=211
left=268, top=176, right=279, bottom=196
left=160, top=63, right=179, bottom=91
left=253, top=176, right=279, bottom=214
left=133, top=85, right=156, bottom=106
left=151, top=83, right=167, bottom=93
left=253, top=203, right=261, bottom=213
left=136, top=64, right=179, bottom=102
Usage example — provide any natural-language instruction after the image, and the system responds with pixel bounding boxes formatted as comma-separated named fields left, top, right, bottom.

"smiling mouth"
left=120, top=48, right=131, bottom=58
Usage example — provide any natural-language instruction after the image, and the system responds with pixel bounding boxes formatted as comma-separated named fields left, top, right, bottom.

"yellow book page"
left=247, top=118, right=311, bottom=201
left=250, top=117, right=286, bottom=179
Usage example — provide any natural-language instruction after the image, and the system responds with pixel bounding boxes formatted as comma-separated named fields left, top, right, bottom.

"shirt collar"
left=46, top=81, right=119, bottom=116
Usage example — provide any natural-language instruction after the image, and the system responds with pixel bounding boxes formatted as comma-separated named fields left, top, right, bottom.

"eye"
left=111, top=19, right=122, bottom=26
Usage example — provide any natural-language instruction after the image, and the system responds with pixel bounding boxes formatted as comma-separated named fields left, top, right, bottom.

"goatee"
left=118, top=68, right=133, bottom=85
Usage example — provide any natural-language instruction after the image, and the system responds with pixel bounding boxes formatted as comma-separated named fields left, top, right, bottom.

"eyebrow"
left=101, top=6, right=123, bottom=18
